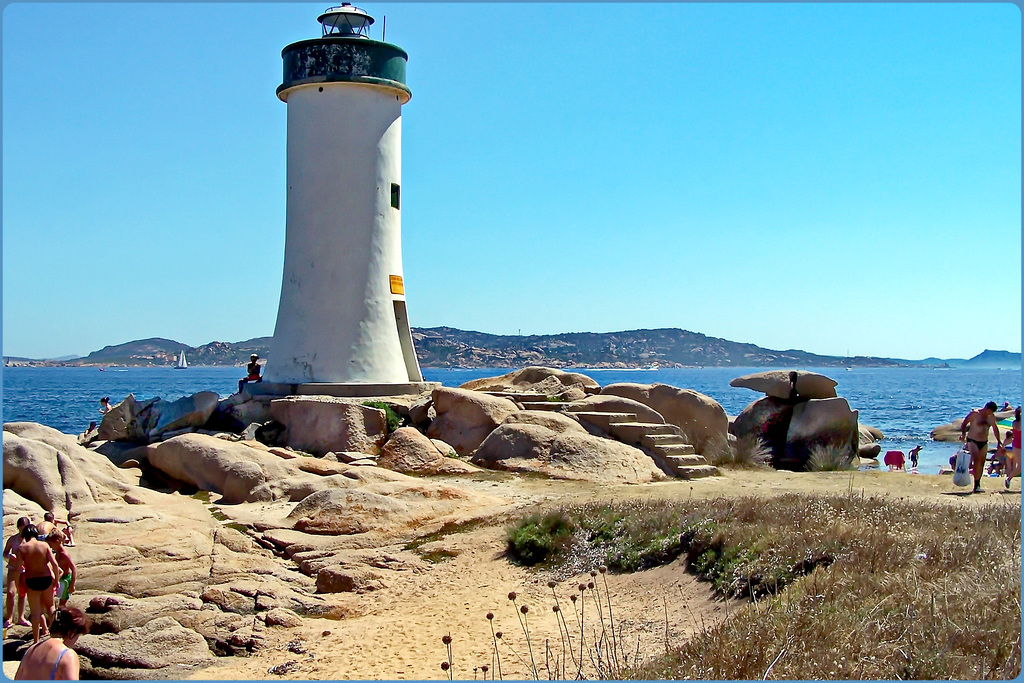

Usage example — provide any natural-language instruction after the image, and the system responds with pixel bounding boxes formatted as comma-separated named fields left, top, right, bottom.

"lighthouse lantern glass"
left=319, top=6, right=373, bottom=37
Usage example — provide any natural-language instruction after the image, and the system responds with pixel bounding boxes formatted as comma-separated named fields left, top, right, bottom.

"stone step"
left=484, top=392, right=550, bottom=402
left=572, top=412, right=638, bottom=430
left=640, top=433, right=689, bottom=449
left=652, top=443, right=697, bottom=457
left=664, top=454, right=708, bottom=468
left=607, top=422, right=675, bottom=442
left=671, top=464, right=719, bottom=479
left=519, top=401, right=571, bottom=412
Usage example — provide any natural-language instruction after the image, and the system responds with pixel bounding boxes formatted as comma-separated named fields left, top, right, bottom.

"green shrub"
left=506, top=510, right=575, bottom=565
left=363, top=401, right=401, bottom=433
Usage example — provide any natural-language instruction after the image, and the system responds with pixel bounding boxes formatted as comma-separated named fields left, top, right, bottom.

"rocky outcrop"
left=269, top=397, right=388, bottom=456
left=472, top=411, right=666, bottom=484
left=426, top=388, right=518, bottom=456
left=729, top=371, right=838, bottom=400
left=377, top=428, right=479, bottom=475
left=730, top=372, right=861, bottom=470
left=96, top=392, right=220, bottom=443
left=3, top=421, right=506, bottom=679
left=599, top=383, right=728, bottom=454
left=460, top=366, right=600, bottom=399
left=3, top=422, right=157, bottom=515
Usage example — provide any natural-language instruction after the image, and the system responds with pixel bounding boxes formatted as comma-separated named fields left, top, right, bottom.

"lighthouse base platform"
left=249, top=381, right=441, bottom=399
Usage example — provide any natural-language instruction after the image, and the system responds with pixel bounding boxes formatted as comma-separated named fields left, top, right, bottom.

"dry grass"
left=631, top=491, right=1022, bottom=680
left=499, top=489, right=1020, bottom=680
left=806, top=443, right=857, bottom=471
left=712, top=434, right=772, bottom=469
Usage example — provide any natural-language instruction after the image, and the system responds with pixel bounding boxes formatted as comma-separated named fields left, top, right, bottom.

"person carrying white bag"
left=952, top=448, right=973, bottom=488
left=959, top=401, right=1001, bottom=493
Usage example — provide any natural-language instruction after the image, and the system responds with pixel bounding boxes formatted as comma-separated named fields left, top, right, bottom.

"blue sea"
left=2, top=365, right=1020, bottom=476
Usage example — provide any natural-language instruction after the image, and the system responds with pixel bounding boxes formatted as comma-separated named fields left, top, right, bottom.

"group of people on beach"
left=960, top=401, right=1022, bottom=494
left=3, top=511, right=91, bottom=679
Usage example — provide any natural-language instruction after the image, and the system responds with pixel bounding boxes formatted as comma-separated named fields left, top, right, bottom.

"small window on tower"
left=390, top=183, right=400, bottom=210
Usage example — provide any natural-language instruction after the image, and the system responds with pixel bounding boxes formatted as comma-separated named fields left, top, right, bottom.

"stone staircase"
left=483, top=392, right=718, bottom=479
left=572, top=411, right=718, bottom=479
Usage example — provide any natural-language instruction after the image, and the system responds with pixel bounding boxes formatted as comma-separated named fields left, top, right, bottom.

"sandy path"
left=191, top=468, right=1018, bottom=681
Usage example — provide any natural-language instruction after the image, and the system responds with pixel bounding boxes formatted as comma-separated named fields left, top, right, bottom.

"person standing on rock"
left=8, top=524, right=61, bottom=642
left=960, top=401, right=1001, bottom=493
left=37, top=512, right=74, bottom=548
left=4, top=517, right=31, bottom=628
left=15, top=607, right=90, bottom=680
left=45, top=534, right=76, bottom=609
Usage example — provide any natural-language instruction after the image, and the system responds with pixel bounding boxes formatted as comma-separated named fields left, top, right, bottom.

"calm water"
left=2, top=365, right=1020, bottom=475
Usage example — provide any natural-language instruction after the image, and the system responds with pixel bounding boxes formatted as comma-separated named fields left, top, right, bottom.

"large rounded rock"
left=144, top=433, right=377, bottom=503
left=269, top=397, right=388, bottom=456
left=377, top=427, right=479, bottom=475
left=930, top=418, right=965, bottom=443
left=600, top=383, right=728, bottom=454
left=730, top=370, right=838, bottom=400
left=77, top=616, right=216, bottom=675
left=285, top=481, right=498, bottom=535
left=460, top=366, right=600, bottom=398
left=472, top=419, right=666, bottom=484
left=3, top=422, right=146, bottom=514
left=782, top=398, right=859, bottom=471
left=730, top=396, right=794, bottom=461
left=426, top=388, right=518, bottom=456
left=565, top=395, right=665, bottom=424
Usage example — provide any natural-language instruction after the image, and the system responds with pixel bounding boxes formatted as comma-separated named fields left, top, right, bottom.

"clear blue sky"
left=3, top=2, right=1020, bottom=361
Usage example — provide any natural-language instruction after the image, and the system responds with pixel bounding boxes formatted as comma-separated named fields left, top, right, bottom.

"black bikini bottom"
left=24, top=575, right=53, bottom=592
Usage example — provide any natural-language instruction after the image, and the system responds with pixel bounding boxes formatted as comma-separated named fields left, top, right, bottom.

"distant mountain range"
left=4, top=328, right=1020, bottom=370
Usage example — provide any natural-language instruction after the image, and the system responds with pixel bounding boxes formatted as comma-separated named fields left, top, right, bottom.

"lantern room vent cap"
left=318, top=4, right=374, bottom=37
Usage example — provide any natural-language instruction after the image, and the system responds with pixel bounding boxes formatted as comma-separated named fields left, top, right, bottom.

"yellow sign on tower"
left=389, top=275, right=404, bottom=295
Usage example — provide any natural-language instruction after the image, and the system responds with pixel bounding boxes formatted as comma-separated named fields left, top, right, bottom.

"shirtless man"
left=960, top=401, right=1001, bottom=493
left=37, top=512, right=74, bottom=547
left=3, top=517, right=31, bottom=627
left=46, top=534, right=76, bottom=609
left=8, top=525, right=61, bottom=642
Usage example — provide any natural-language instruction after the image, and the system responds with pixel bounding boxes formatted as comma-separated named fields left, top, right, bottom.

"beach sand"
left=186, top=468, right=1018, bottom=681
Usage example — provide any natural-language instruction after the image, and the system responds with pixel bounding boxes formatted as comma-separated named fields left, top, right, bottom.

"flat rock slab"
left=730, top=371, right=838, bottom=400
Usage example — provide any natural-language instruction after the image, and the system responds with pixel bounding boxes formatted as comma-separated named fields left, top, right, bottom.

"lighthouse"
left=260, top=5, right=433, bottom=397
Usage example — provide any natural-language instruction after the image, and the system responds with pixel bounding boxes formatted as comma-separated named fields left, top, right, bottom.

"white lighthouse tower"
left=260, top=5, right=434, bottom=397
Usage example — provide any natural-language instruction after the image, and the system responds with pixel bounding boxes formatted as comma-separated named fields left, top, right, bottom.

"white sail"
left=175, top=350, right=188, bottom=369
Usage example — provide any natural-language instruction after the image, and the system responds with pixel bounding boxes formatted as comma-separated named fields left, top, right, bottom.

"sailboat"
left=174, top=350, right=188, bottom=370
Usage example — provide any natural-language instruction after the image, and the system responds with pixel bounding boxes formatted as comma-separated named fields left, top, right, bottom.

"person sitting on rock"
left=238, top=354, right=263, bottom=394
left=98, top=397, right=112, bottom=413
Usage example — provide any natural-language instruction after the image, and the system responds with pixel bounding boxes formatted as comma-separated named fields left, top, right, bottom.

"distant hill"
left=961, top=349, right=1022, bottom=369
left=9, top=328, right=1019, bottom=370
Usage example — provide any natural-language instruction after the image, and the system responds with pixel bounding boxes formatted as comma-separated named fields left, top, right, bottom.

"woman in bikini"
left=15, top=607, right=90, bottom=680
left=8, top=524, right=61, bottom=642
